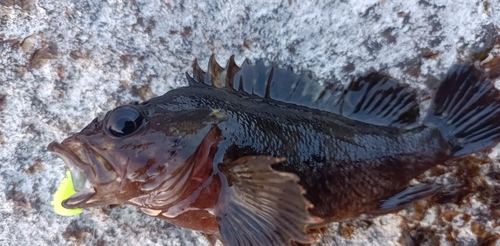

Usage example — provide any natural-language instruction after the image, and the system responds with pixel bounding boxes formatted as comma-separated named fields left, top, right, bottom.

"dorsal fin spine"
left=265, top=66, right=274, bottom=99
left=207, top=55, right=223, bottom=87
left=191, top=59, right=206, bottom=84
left=225, top=55, right=240, bottom=89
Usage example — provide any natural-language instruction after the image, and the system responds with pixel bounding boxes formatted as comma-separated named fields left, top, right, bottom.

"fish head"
left=48, top=101, right=228, bottom=210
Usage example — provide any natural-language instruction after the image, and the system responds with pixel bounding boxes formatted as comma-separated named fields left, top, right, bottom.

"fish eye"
left=105, top=106, right=146, bottom=137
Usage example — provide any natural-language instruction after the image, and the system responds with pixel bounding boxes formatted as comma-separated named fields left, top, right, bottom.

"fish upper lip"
left=48, top=141, right=90, bottom=172
left=48, top=141, right=97, bottom=208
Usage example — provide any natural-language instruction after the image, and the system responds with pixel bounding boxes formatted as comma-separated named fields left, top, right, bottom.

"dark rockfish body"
left=48, top=56, right=500, bottom=245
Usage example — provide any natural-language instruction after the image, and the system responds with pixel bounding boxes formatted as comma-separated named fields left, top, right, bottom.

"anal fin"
left=216, top=156, right=322, bottom=246
left=369, top=183, right=442, bottom=215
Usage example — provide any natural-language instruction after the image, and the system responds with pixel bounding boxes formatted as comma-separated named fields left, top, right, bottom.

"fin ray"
left=215, top=156, right=321, bottom=246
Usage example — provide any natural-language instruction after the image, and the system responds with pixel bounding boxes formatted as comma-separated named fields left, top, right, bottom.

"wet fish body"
left=48, top=56, right=500, bottom=245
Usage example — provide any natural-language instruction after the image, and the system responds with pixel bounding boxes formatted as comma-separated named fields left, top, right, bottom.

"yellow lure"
left=51, top=171, right=83, bottom=216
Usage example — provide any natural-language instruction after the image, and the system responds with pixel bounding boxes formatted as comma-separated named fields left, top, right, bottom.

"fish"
left=48, top=55, right=500, bottom=246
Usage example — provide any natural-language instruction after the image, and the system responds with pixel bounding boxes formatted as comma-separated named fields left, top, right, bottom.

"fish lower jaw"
left=62, top=188, right=96, bottom=208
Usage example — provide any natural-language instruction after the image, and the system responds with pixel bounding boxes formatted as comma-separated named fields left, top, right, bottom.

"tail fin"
left=424, top=63, right=500, bottom=157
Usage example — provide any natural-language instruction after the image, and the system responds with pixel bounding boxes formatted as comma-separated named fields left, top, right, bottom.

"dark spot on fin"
left=336, top=73, right=420, bottom=127
left=217, top=156, right=322, bottom=246
left=369, top=183, right=442, bottom=215
left=424, top=63, right=500, bottom=156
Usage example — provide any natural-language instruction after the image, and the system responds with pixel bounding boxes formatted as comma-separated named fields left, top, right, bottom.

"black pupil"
left=107, top=107, right=145, bottom=137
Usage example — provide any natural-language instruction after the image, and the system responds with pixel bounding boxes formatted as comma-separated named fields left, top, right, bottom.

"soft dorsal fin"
left=186, top=55, right=420, bottom=127
left=337, top=73, right=420, bottom=127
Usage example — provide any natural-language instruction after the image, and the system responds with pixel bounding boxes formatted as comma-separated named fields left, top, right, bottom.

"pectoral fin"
left=216, top=156, right=322, bottom=246
left=369, top=183, right=442, bottom=215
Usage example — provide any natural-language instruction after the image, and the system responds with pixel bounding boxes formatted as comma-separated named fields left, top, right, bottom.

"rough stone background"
left=1, top=0, right=500, bottom=245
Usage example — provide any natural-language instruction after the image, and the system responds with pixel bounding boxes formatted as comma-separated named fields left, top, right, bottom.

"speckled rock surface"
left=1, top=0, right=499, bottom=245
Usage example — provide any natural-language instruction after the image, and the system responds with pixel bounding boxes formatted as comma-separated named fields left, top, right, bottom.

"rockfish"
left=48, top=56, right=500, bottom=245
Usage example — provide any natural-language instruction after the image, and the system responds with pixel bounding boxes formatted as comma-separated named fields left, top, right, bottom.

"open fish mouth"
left=48, top=141, right=97, bottom=208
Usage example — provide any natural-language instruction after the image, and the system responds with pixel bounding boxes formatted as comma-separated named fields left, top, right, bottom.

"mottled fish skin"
left=48, top=56, right=500, bottom=246
left=152, top=82, right=452, bottom=221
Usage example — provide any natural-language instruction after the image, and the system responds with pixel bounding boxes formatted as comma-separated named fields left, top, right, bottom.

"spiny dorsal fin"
left=187, top=56, right=420, bottom=127
left=187, top=55, right=340, bottom=112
